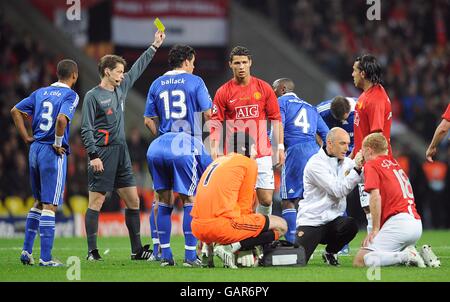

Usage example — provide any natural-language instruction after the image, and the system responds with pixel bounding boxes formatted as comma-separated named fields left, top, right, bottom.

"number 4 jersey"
left=15, top=82, right=79, bottom=153
left=279, top=92, right=328, bottom=149
left=364, top=155, right=421, bottom=227
left=144, top=70, right=212, bottom=137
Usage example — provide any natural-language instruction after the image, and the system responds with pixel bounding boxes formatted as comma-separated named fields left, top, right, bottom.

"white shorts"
left=358, top=183, right=370, bottom=208
left=256, top=156, right=274, bottom=190
left=365, top=213, right=422, bottom=252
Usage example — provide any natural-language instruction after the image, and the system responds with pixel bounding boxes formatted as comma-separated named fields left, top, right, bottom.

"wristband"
left=277, top=144, right=285, bottom=151
left=89, top=152, right=99, bottom=160
left=54, top=135, right=63, bottom=147
left=150, top=44, right=159, bottom=51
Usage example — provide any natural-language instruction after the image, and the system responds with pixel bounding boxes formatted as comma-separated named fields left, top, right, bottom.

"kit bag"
left=259, top=240, right=306, bottom=267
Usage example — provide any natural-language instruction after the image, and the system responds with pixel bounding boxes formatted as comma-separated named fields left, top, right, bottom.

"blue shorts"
left=281, top=141, right=319, bottom=200
left=147, top=132, right=212, bottom=196
left=29, top=142, right=67, bottom=206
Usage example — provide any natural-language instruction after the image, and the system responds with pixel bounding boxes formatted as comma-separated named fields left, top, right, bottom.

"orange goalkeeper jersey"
left=191, top=153, right=257, bottom=219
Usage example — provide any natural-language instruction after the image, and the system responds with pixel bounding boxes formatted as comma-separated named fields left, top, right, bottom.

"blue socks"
left=39, top=209, right=55, bottom=262
left=157, top=203, right=173, bottom=260
left=23, top=207, right=41, bottom=254
left=149, top=201, right=159, bottom=256
left=183, top=204, right=197, bottom=261
left=282, top=208, right=297, bottom=244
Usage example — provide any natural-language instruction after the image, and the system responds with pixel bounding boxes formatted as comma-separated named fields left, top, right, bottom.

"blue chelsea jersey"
left=15, top=82, right=79, bottom=153
left=144, top=70, right=212, bottom=137
left=278, top=92, right=329, bottom=149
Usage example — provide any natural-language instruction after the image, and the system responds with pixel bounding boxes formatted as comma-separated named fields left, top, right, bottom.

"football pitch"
left=0, top=230, right=449, bottom=282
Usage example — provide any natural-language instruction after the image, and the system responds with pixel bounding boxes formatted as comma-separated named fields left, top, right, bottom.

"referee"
left=81, top=30, right=165, bottom=261
left=295, top=127, right=362, bottom=266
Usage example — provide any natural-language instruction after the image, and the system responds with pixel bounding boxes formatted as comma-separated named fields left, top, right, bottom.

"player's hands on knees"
left=90, top=158, right=104, bottom=173
left=362, top=229, right=379, bottom=247
left=52, top=145, right=66, bottom=156
left=153, top=30, right=166, bottom=48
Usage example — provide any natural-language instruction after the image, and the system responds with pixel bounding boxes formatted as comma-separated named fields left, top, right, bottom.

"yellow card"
left=154, top=18, right=165, bottom=32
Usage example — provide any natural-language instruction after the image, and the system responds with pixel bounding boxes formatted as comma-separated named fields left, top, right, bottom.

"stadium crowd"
left=243, top=0, right=450, bottom=143
left=1, top=1, right=449, bottom=228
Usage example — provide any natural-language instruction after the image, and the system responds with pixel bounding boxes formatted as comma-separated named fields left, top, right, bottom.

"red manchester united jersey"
left=210, top=76, right=281, bottom=157
left=354, top=84, right=392, bottom=156
left=442, top=104, right=450, bottom=121
left=364, top=155, right=421, bottom=227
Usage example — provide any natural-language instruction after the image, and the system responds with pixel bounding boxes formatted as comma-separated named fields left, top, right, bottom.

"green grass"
left=0, top=231, right=449, bottom=282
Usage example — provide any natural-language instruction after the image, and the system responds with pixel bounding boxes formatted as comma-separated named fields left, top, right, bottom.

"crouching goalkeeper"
left=191, top=132, right=287, bottom=268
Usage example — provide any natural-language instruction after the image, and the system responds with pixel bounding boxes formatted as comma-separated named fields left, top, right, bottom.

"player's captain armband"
left=154, top=18, right=165, bottom=32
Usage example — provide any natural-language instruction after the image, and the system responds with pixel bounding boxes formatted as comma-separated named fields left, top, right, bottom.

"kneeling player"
left=353, top=133, right=440, bottom=268
left=191, top=132, right=287, bottom=268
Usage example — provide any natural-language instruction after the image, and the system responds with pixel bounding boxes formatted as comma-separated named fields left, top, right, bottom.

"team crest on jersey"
left=253, top=91, right=262, bottom=100
left=356, top=100, right=363, bottom=110
left=235, top=105, right=259, bottom=119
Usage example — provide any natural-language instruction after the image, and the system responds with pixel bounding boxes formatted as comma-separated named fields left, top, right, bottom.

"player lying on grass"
left=191, top=132, right=287, bottom=268
left=353, top=133, right=440, bottom=268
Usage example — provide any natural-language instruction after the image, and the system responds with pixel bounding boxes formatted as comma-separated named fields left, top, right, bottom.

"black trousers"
left=295, top=216, right=358, bottom=263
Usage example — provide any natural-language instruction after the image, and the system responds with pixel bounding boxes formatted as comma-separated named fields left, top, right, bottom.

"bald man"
left=295, top=127, right=363, bottom=266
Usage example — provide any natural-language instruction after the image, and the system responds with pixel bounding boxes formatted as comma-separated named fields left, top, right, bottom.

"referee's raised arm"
left=121, top=30, right=166, bottom=94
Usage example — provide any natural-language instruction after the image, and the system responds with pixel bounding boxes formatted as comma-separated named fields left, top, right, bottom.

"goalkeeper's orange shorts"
left=191, top=214, right=268, bottom=245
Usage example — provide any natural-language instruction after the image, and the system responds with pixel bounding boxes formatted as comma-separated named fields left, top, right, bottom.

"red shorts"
left=191, top=214, right=268, bottom=245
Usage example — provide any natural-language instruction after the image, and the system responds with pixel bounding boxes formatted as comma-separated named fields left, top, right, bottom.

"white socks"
left=364, top=251, right=408, bottom=267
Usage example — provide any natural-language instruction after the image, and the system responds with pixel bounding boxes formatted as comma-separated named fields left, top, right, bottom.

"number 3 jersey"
left=144, top=70, right=212, bottom=137
left=364, top=155, right=421, bottom=227
left=15, top=82, right=79, bottom=154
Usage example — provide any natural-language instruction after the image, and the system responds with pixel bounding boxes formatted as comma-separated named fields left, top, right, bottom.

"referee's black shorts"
left=88, top=144, right=136, bottom=192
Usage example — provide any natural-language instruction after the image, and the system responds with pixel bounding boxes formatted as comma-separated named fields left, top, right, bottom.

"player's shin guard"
left=157, top=203, right=173, bottom=260
left=23, top=208, right=41, bottom=254
left=149, top=201, right=159, bottom=255
left=125, top=208, right=143, bottom=254
left=183, top=204, right=197, bottom=261
left=39, top=209, right=55, bottom=262
left=281, top=209, right=297, bottom=244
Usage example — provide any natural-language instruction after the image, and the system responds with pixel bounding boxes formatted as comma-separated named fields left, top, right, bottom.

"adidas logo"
left=288, top=189, right=295, bottom=194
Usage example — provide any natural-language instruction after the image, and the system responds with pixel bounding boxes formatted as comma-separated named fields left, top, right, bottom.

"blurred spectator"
left=240, top=0, right=450, bottom=229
